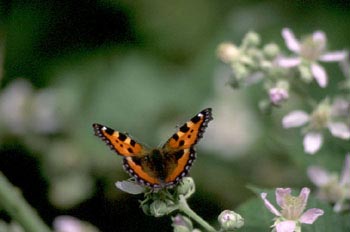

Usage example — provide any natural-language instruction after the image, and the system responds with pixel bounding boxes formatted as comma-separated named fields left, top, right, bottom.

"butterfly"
left=92, top=108, right=213, bottom=189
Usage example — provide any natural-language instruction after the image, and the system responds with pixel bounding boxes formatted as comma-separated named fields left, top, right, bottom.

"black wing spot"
left=172, top=133, right=179, bottom=141
left=179, top=140, right=185, bottom=146
left=118, top=133, right=127, bottom=141
left=131, top=157, right=142, bottom=166
left=191, top=115, right=201, bottom=123
left=127, top=148, right=134, bottom=153
left=130, top=139, right=136, bottom=147
left=105, top=127, right=115, bottom=135
left=179, top=124, right=190, bottom=133
left=174, top=150, right=184, bottom=160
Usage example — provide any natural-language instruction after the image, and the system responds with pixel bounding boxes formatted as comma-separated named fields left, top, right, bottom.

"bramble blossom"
left=282, top=99, right=350, bottom=154
left=308, top=154, right=350, bottom=212
left=261, top=188, right=324, bottom=232
left=278, top=28, right=348, bottom=87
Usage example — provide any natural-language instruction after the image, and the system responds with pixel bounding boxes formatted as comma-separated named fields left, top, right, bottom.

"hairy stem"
left=0, top=171, right=52, bottom=232
left=178, top=195, right=217, bottom=232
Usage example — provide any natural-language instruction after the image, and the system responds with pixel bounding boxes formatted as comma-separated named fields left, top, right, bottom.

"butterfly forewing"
left=93, top=123, right=145, bottom=157
left=163, top=108, right=213, bottom=151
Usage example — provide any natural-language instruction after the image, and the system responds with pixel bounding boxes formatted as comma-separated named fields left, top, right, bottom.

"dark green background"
left=0, top=1, right=349, bottom=231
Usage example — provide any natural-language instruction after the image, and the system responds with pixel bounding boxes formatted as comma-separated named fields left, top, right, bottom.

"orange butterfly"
left=93, top=108, right=213, bottom=189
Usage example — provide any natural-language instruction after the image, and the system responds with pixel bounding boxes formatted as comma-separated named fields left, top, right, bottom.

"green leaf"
left=303, top=197, right=350, bottom=232
left=235, top=196, right=272, bottom=231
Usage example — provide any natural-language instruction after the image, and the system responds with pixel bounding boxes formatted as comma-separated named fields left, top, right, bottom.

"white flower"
left=278, top=28, right=348, bottom=87
left=282, top=99, right=350, bottom=154
left=307, top=154, right=350, bottom=212
left=261, top=188, right=324, bottom=232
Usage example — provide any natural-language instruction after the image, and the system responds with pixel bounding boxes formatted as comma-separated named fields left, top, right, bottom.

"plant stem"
left=0, top=171, right=52, bottom=232
left=178, top=195, right=217, bottom=232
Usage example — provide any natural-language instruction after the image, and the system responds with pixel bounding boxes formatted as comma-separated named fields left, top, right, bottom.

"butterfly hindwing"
left=163, top=108, right=213, bottom=151
left=93, top=123, right=144, bottom=157
left=164, top=148, right=196, bottom=185
left=122, top=148, right=196, bottom=188
left=123, top=156, right=161, bottom=187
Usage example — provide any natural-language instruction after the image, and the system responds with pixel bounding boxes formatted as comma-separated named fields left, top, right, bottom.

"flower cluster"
left=217, top=28, right=349, bottom=154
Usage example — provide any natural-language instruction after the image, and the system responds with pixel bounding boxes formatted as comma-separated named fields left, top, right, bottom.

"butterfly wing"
left=93, top=123, right=145, bottom=157
left=161, top=108, right=213, bottom=187
left=163, top=108, right=213, bottom=151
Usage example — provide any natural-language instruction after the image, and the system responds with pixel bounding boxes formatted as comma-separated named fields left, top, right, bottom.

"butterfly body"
left=93, top=108, right=212, bottom=189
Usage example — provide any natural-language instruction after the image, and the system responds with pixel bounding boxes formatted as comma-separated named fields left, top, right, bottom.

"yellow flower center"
left=300, top=36, right=325, bottom=61
left=281, top=195, right=306, bottom=220
left=310, top=103, right=331, bottom=130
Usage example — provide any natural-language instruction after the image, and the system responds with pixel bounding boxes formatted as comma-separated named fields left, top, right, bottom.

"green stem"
left=178, top=195, right=217, bottom=232
left=0, top=171, right=52, bottom=232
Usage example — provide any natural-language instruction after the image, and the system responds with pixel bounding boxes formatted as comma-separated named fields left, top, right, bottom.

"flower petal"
left=275, top=220, right=296, bottom=232
left=299, top=208, right=324, bottom=224
left=311, top=63, right=328, bottom=88
left=260, top=192, right=281, bottom=216
left=319, top=51, right=348, bottom=62
left=298, top=187, right=310, bottom=210
left=328, top=122, right=350, bottom=139
left=277, top=57, right=301, bottom=67
left=340, top=154, right=350, bottom=186
left=303, top=132, right=323, bottom=154
left=312, top=31, right=326, bottom=51
left=307, top=166, right=331, bottom=186
left=53, top=216, right=84, bottom=232
left=115, top=181, right=145, bottom=195
left=331, top=97, right=350, bottom=117
left=282, top=28, right=301, bottom=53
left=282, top=111, right=309, bottom=128
left=275, top=188, right=292, bottom=207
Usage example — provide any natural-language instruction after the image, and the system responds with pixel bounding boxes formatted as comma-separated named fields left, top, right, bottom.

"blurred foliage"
left=0, top=0, right=350, bottom=231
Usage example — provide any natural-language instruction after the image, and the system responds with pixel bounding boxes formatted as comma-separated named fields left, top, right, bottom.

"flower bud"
left=149, top=200, right=168, bottom=217
left=298, top=65, right=313, bottom=83
left=218, top=210, right=244, bottom=231
left=269, top=87, right=289, bottom=106
left=263, top=43, right=280, bottom=58
left=176, top=177, right=195, bottom=199
left=172, top=214, right=193, bottom=232
left=141, top=202, right=151, bottom=216
left=243, top=31, right=261, bottom=47
left=217, top=43, right=240, bottom=63
left=232, top=63, right=249, bottom=81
